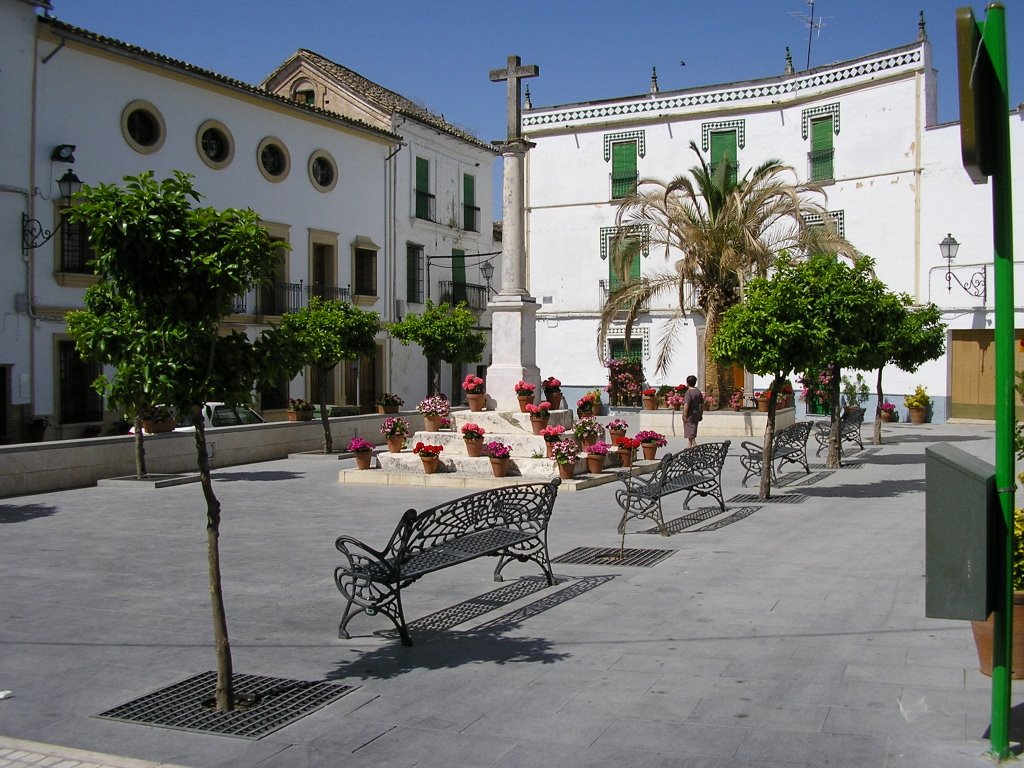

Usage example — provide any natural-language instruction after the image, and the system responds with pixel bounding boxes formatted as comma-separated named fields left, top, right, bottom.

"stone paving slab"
left=0, top=424, right=1017, bottom=767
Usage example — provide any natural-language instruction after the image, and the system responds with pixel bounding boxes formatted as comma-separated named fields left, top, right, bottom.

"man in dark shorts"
left=681, top=375, right=703, bottom=448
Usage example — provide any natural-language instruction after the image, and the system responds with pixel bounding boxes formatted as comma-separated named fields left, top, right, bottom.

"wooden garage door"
left=949, top=329, right=1024, bottom=420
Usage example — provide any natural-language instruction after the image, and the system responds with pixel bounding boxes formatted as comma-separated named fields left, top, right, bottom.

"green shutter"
left=463, top=174, right=477, bottom=231
left=608, top=237, right=641, bottom=291
left=463, top=174, right=474, bottom=205
left=710, top=130, right=737, bottom=185
left=452, top=248, right=466, bottom=304
left=611, top=141, right=637, bottom=198
left=415, top=157, right=429, bottom=191
left=810, top=117, right=834, bottom=180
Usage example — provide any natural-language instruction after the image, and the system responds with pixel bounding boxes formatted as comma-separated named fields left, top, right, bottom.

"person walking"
left=681, top=375, right=704, bottom=448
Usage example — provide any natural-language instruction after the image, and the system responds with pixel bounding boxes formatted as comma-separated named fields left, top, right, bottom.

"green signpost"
left=955, top=4, right=1015, bottom=760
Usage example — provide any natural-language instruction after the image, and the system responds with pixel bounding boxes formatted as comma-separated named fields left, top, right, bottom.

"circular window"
left=257, top=137, right=290, bottom=182
left=308, top=150, right=338, bottom=192
left=196, top=120, right=234, bottom=169
left=120, top=100, right=166, bottom=154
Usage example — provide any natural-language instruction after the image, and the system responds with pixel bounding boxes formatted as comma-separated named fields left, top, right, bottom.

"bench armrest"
left=740, top=440, right=763, bottom=456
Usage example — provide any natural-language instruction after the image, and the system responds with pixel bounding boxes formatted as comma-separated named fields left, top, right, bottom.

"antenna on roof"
left=789, top=0, right=829, bottom=70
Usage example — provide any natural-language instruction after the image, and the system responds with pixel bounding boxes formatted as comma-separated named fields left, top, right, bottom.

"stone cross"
left=489, top=55, right=539, bottom=141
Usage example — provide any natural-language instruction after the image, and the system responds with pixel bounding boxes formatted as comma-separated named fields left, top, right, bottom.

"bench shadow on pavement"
left=0, top=503, right=59, bottom=523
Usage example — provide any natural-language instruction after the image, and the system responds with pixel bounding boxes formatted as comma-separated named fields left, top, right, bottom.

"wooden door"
left=949, top=329, right=1024, bottom=420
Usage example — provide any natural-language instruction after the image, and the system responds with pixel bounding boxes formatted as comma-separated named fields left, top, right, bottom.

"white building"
left=1, top=0, right=497, bottom=443
left=523, top=28, right=1023, bottom=421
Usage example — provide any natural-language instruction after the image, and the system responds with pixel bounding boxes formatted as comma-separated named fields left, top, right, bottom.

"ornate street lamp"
left=940, top=233, right=986, bottom=302
left=22, top=168, right=84, bottom=251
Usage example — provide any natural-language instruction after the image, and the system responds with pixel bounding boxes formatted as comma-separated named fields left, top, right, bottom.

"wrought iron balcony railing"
left=463, top=204, right=480, bottom=232
left=255, top=281, right=303, bottom=316
left=610, top=171, right=638, bottom=200
left=808, top=148, right=835, bottom=182
left=599, top=279, right=648, bottom=312
left=415, top=190, right=435, bottom=221
left=439, top=281, right=489, bottom=311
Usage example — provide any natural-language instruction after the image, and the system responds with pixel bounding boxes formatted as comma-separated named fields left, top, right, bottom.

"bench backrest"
left=842, top=409, right=865, bottom=430
left=774, top=421, right=812, bottom=452
left=387, top=479, right=561, bottom=562
left=653, top=441, right=731, bottom=489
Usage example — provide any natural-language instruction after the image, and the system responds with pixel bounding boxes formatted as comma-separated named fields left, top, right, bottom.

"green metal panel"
left=925, top=444, right=996, bottom=621
left=611, top=141, right=637, bottom=198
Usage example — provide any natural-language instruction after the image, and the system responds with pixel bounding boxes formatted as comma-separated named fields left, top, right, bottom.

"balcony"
left=439, top=281, right=489, bottom=311
left=463, top=204, right=480, bottom=232
left=307, top=284, right=351, bottom=303
left=415, top=190, right=435, bottom=221
left=255, top=281, right=303, bottom=316
left=808, top=148, right=835, bottom=182
left=599, top=279, right=648, bottom=312
left=610, top=171, right=638, bottom=200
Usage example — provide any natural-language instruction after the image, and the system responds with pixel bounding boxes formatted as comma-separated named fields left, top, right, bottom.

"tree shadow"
left=845, top=452, right=926, bottom=466
left=792, top=477, right=925, bottom=499
left=0, top=503, right=60, bottom=523
left=214, top=471, right=305, bottom=482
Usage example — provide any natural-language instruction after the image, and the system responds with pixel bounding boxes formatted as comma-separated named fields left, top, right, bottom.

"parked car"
left=129, top=403, right=264, bottom=433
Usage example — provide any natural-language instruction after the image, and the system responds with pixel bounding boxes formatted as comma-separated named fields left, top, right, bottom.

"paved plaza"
left=0, top=422, right=1018, bottom=767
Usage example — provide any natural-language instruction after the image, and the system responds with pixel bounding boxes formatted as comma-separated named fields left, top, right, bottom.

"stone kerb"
left=626, top=407, right=796, bottom=437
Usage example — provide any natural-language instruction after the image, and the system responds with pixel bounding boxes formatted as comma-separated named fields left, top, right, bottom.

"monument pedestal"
left=486, top=295, right=541, bottom=412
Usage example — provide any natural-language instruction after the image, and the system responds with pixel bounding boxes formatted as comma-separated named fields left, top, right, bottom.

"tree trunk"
left=758, top=377, right=781, bottom=500
left=194, top=413, right=234, bottom=712
left=318, top=365, right=332, bottom=453
left=133, top=413, right=147, bottom=479
left=873, top=368, right=884, bottom=446
left=826, top=366, right=842, bottom=469
left=703, top=306, right=733, bottom=404
left=428, top=358, right=442, bottom=396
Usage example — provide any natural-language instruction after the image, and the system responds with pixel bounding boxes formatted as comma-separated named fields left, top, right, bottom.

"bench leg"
left=494, top=541, right=555, bottom=586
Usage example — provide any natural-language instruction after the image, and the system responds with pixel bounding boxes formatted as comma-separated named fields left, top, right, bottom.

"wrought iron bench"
left=334, top=479, right=561, bottom=646
left=739, top=421, right=813, bottom=486
left=614, top=441, right=730, bottom=537
left=814, top=408, right=865, bottom=455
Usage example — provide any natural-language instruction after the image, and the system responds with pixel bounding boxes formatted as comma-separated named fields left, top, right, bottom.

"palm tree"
left=599, top=141, right=855, bottom=400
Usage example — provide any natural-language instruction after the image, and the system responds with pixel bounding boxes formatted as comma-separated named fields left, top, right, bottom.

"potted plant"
left=461, top=422, right=486, bottom=457
left=636, top=429, right=667, bottom=460
left=641, top=387, right=658, bottom=410
left=542, top=376, right=562, bottom=408
left=904, top=385, right=931, bottom=424
left=141, top=405, right=176, bottom=433
left=376, top=392, right=404, bottom=414
left=615, top=436, right=640, bottom=468
left=417, top=395, right=450, bottom=432
left=24, top=415, right=50, bottom=442
left=348, top=437, right=375, bottom=470
left=665, top=392, right=686, bottom=411
left=703, top=393, right=718, bottom=411
left=288, top=398, right=315, bottom=421
left=573, top=416, right=603, bottom=451
left=551, top=438, right=580, bottom=480
left=380, top=416, right=411, bottom=453
left=462, top=374, right=486, bottom=412
left=514, top=380, right=536, bottom=412
left=879, top=401, right=898, bottom=422
left=841, top=373, right=870, bottom=413
left=412, top=441, right=444, bottom=474
left=607, top=418, right=629, bottom=443
left=526, top=401, right=552, bottom=433
left=539, top=424, right=566, bottom=457
left=486, top=440, right=512, bottom=478
left=728, top=390, right=746, bottom=411
left=576, top=390, right=601, bottom=417
left=585, top=440, right=611, bottom=474
left=775, top=380, right=795, bottom=408
left=753, top=390, right=770, bottom=412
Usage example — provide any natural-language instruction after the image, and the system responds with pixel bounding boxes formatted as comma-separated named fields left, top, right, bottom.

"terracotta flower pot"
left=580, top=434, right=599, bottom=451
left=385, top=436, right=406, bottom=453
left=288, top=410, right=314, bottom=421
left=879, top=410, right=894, bottom=423
left=420, top=456, right=439, bottom=474
left=377, top=405, right=399, bottom=414
left=586, top=454, right=605, bottom=474
left=530, top=415, right=549, bottom=435
left=354, top=452, right=373, bottom=470
left=466, top=393, right=486, bottom=412
left=544, top=440, right=555, bottom=458
left=517, top=394, right=535, bottom=413
left=423, top=415, right=442, bottom=432
left=756, top=399, right=769, bottom=413
left=142, top=419, right=176, bottom=434
left=609, top=428, right=626, bottom=443
left=557, top=462, right=575, bottom=480
left=971, top=592, right=1024, bottom=678
left=641, top=443, right=658, bottom=461
left=618, top=449, right=634, bottom=468
left=642, top=396, right=657, bottom=411
left=464, top=437, right=484, bottom=457
left=544, top=390, right=562, bottom=409
left=908, top=406, right=927, bottom=424
left=490, top=457, right=510, bottom=478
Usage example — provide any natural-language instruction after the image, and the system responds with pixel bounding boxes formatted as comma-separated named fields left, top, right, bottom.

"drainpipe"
left=384, top=134, right=406, bottom=394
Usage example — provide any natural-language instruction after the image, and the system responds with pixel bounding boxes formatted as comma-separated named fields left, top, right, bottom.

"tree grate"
left=809, top=462, right=862, bottom=470
left=778, top=471, right=833, bottom=486
left=551, top=546, right=675, bottom=567
left=95, top=672, right=357, bottom=739
left=727, top=493, right=807, bottom=504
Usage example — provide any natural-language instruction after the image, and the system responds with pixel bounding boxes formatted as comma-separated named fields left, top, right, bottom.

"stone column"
left=486, top=140, right=541, bottom=412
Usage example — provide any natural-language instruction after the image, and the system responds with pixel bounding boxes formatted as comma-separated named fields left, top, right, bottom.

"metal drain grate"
left=779, top=471, right=833, bottom=487
left=96, top=672, right=356, bottom=739
left=694, top=506, right=759, bottom=531
left=727, top=493, right=806, bottom=504
left=552, top=546, right=675, bottom=567
left=809, top=462, right=862, bottom=470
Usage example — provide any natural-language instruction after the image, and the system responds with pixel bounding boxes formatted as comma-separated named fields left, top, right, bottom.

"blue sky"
left=51, top=1, right=1022, bottom=208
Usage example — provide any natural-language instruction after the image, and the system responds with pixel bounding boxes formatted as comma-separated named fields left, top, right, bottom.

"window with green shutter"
left=608, top=237, right=641, bottom=291
left=463, top=174, right=478, bottom=231
left=451, top=248, right=467, bottom=304
left=406, top=243, right=423, bottom=303
left=710, top=130, right=738, bottom=186
left=415, top=157, right=433, bottom=220
left=610, top=141, right=637, bottom=199
left=809, top=117, right=834, bottom=181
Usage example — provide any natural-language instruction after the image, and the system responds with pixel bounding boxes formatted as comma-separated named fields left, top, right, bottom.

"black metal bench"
left=814, top=408, right=864, bottom=455
left=614, top=441, right=730, bottom=537
left=739, top=421, right=813, bottom=486
left=334, top=479, right=560, bottom=646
